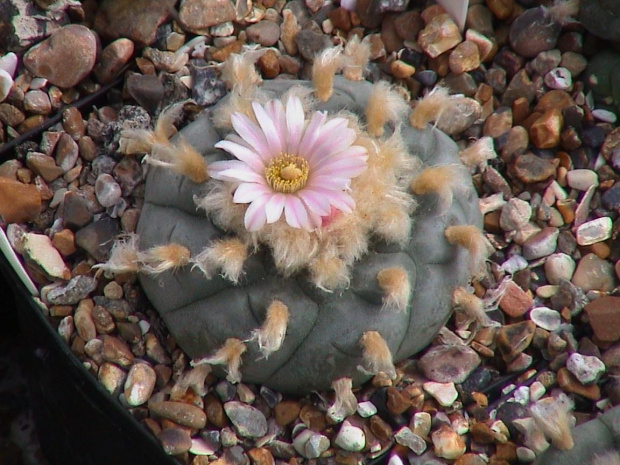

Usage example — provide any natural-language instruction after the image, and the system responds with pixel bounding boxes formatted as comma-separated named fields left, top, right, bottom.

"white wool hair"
left=327, top=377, right=358, bottom=423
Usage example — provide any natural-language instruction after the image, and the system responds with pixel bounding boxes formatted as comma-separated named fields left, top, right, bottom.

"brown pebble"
left=258, top=49, right=280, bottom=79
left=499, top=280, right=533, bottom=317
left=381, top=14, right=404, bottom=54
left=495, top=443, right=518, bottom=461
left=209, top=39, right=244, bottom=62
left=369, top=414, right=393, bottom=442
left=18, top=115, right=46, bottom=134
left=93, top=38, right=135, bottom=84
left=92, top=305, right=115, bottom=334
left=102, top=334, right=135, bottom=367
left=178, top=0, right=236, bottom=33
left=449, top=41, right=480, bottom=74
left=557, top=367, right=601, bottom=400
left=455, top=452, right=487, bottom=465
left=328, top=7, right=352, bottom=32
left=483, top=107, right=513, bottom=138
left=485, top=0, right=513, bottom=20
left=0, top=177, right=41, bottom=224
left=394, top=10, right=423, bottom=41
left=511, top=97, right=530, bottom=126
left=205, top=395, right=227, bottom=428
left=159, top=427, right=192, bottom=456
left=390, top=60, right=415, bottom=79
left=299, top=405, right=326, bottom=432
left=149, top=401, right=207, bottom=429
left=535, top=89, right=575, bottom=113
left=248, top=447, right=275, bottom=465
left=74, top=301, right=97, bottom=341
left=529, top=109, right=563, bottom=149
left=418, top=14, right=462, bottom=58
left=387, top=387, right=412, bottom=415
left=497, top=321, right=536, bottom=362
left=511, top=153, right=558, bottom=183
left=273, top=400, right=301, bottom=426
left=584, top=297, right=620, bottom=342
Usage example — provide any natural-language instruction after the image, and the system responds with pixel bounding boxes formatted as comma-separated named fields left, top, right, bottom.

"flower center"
left=265, top=154, right=309, bottom=194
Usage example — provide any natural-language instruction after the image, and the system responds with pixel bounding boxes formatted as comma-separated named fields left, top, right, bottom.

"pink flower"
left=209, top=96, right=368, bottom=231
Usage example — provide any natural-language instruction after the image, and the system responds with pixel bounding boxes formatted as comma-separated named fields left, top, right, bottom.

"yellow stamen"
left=265, top=154, right=309, bottom=193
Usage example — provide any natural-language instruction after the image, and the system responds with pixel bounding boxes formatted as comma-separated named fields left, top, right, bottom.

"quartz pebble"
left=293, top=429, right=330, bottom=459
left=432, top=424, right=466, bottom=460
left=522, top=227, right=559, bottom=260
left=224, top=401, right=268, bottom=438
left=95, top=174, right=123, bottom=208
left=572, top=253, right=616, bottom=293
left=98, top=362, right=127, bottom=395
left=500, top=198, right=532, bottom=231
left=0, top=70, right=14, bottom=103
left=124, top=363, right=156, bottom=406
left=575, top=217, right=612, bottom=246
left=544, top=67, right=572, bottom=90
left=418, top=345, right=480, bottom=383
left=566, top=353, right=605, bottom=384
left=21, top=233, right=70, bottom=280
left=529, top=307, right=561, bottom=331
left=394, top=426, right=426, bottom=455
left=544, top=253, right=575, bottom=284
left=334, top=420, right=365, bottom=452
left=423, top=382, right=458, bottom=407
left=418, top=14, right=462, bottom=58
left=357, top=401, right=377, bottom=417
left=566, top=169, right=598, bottom=191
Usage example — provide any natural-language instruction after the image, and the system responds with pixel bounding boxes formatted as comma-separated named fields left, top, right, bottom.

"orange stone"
left=529, top=109, right=563, bottom=149
left=557, top=367, right=601, bottom=400
left=0, top=177, right=41, bottom=223
left=584, top=296, right=620, bottom=342
left=499, top=280, right=533, bottom=317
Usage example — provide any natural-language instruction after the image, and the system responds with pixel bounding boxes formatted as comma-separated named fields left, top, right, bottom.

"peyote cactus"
left=101, top=48, right=487, bottom=394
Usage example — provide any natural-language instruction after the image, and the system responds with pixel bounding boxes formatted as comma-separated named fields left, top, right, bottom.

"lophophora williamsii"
left=99, top=41, right=490, bottom=395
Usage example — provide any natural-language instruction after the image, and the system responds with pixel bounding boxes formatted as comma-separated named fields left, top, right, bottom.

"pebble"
left=246, top=20, right=281, bottom=46
left=124, top=363, right=157, bottom=406
left=56, top=133, right=79, bottom=172
left=435, top=97, right=481, bottom=135
left=557, top=367, right=601, bottom=400
left=530, top=49, right=562, bottom=76
left=566, top=353, right=605, bottom=384
left=502, top=254, right=529, bottom=274
left=295, top=30, right=332, bottom=62
left=502, top=69, right=536, bottom=107
left=412, top=411, right=432, bottom=438
left=575, top=217, right=613, bottom=246
left=499, top=198, right=532, bottom=231
left=566, top=169, right=598, bottom=190
left=0, top=52, right=18, bottom=77
left=180, top=0, right=237, bottom=32
left=418, top=345, right=480, bottom=383
left=448, top=41, right=480, bottom=74
left=584, top=296, right=620, bottom=342
left=516, top=447, right=536, bottom=462
left=224, top=401, right=268, bottom=438
left=102, top=335, right=135, bottom=367
left=522, top=227, right=559, bottom=260
left=190, top=437, right=218, bottom=456
left=334, top=420, right=365, bottom=452
left=45, top=275, right=98, bottom=305
left=143, top=48, right=188, bottom=73
left=0, top=103, right=25, bottom=127
left=149, top=401, right=207, bottom=429
left=0, top=177, right=41, bottom=224
left=293, top=429, right=330, bottom=459
left=95, top=174, right=123, bottom=208
left=74, top=303, right=97, bottom=342
left=21, top=233, right=71, bottom=281
left=23, top=25, right=97, bottom=88
left=159, top=427, right=192, bottom=455
left=390, top=60, right=415, bottom=79
left=74, top=216, right=120, bottom=262
left=23, top=90, right=51, bottom=115
left=529, top=307, right=561, bottom=331
left=508, top=6, right=560, bottom=58
left=0, top=70, right=13, bottom=103
left=423, top=381, right=458, bottom=407
left=499, top=280, right=533, bottom=317
left=98, top=362, right=127, bottom=396
left=544, top=67, right=572, bottom=90
left=94, top=0, right=175, bottom=46
left=431, top=424, right=466, bottom=460
left=592, top=109, right=617, bottom=124
left=497, top=321, right=536, bottom=362
left=560, top=52, right=587, bottom=77
left=394, top=426, right=426, bottom=455
left=356, top=401, right=377, bottom=418
left=418, top=14, right=462, bottom=59
left=529, top=109, right=563, bottom=149
left=93, top=38, right=135, bottom=84
left=572, top=253, right=616, bottom=293
left=26, top=152, right=63, bottom=182
left=544, top=253, right=575, bottom=284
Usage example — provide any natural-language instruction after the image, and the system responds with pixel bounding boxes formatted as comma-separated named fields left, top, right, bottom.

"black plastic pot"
left=0, top=250, right=176, bottom=465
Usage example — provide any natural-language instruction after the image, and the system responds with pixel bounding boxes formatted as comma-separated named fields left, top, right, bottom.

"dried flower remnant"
left=327, top=377, right=358, bottom=422
left=192, top=238, right=248, bottom=284
left=530, top=394, right=575, bottom=451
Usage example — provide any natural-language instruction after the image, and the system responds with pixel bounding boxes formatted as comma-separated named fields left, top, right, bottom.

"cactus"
left=100, top=49, right=486, bottom=394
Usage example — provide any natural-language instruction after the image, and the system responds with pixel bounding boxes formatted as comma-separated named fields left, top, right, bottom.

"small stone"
left=432, top=424, right=466, bottom=460
left=584, top=297, right=620, bottom=342
left=246, top=20, right=280, bottom=46
left=328, top=7, right=352, bottom=31
left=102, top=335, right=135, bottom=367
left=273, top=400, right=301, bottom=426
left=529, top=109, right=563, bottom=149
left=224, top=401, right=268, bottom=438
left=566, top=169, right=598, bottom=191
left=423, top=381, right=458, bottom=407
left=516, top=447, right=536, bottom=462
left=93, top=38, right=135, bottom=84
left=356, top=401, right=377, bottom=418
left=25, top=152, right=63, bottom=182
left=334, top=420, right=365, bottom=452
left=124, top=363, right=156, bottom=406
left=95, top=174, right=122, bottom=208
left=210, top=21, right=234, bottom=37
left=436, top=97, right=481, bottom=135
left=483, top=107, right=512, bottom=138
left=394, top=10, right=423, bottom=41
left=509, top=7, right=560, bottom=58
left=592, top=109, right=617, bottom=124
left=22, top=232, right=70, bottom=280
left=556, top=367, right=601, bottom=400
left=575, top=217, right=613, bottom=246
left=394, top=426, right=426, bottom=455
left=419, top=345, right=481, bottom=383
left=0, top=52, right=18, bottom=77
left=0, top=103, right=25, bottom=127
left=412, top=411, right=432, bottom=437
left=190, top=437, right=218, bottom=456
left=23, top=25, right=97, bottom=88
left=497, top=321, right=536, bottom=362
left=531, top=49, right=562, bottom=76
left=486, top=0, right=513, bottom=19
left=0, top=70, right=13, bottom=103
left=544, top=67, right=572, bottom=90
left=449, top=41, right=480, bottom=74
left=500, top=198, right=532, bottom=231
left=257, top=50, right=280, bottom=79
left=98, top=362, right=127, bottom=396
left=149, top=401, right=207, bottom=429
left=529, top=307, right=561, bottom=331
left=544, top=253, right=575, bottom=284
left=560, top=52, right=587, bottom=77
left=55, top=133, right=79, bottom=172
left=45, top=275, right=97, bottom=305
left=74, top=304, right=96, bottom=342
left=499, top=280, right=533, bottom=317
left=566, top=353, right=605, bottom=384
left=23, top=90, right=51, bottom=114
left=125, top=74, right=165, bottom=115
left=418, top=14, right=462, bottom=59
left=178, top=0, right=236, bottom=33
left=280, top=10, right=300, bottom=56
left=0, top=177, right=41, bottom=223
left=572, top=253, right=616, bottom=293
left=390, top=60, right=415, bottom=79
left=465, top=29, right=495, bottom=62
left=75, top=216, right=120, bottom=262
left=159, top=428, right=192, bottom=455
left=386, top=386, right=412, bottom=415
left=143, top=48, right=188, bottom=73
left=502, top=69, right=536, bottom=107
left=52, top=229, right=76, bottom=257
left=522, top=227, right=559, bottom=260
left=247, top=447, right=275, bottom=465
left=293, top=429, right=330, bottom=459
left=295, top=30, right=332, bottom=62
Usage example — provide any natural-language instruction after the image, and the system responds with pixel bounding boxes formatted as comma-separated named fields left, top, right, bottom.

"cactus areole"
left=131, top=76, right=482, bottom=394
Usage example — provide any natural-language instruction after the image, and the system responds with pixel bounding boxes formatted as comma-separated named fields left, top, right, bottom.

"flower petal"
left=265, top=193, right=286, bottom=223
left=297, top=189, right=331, bottom=216
left=231, top=113, right=272, bottom=161
left=285, top=96, right=305, bottom=154
left=306, top=175, right=352, bottom=190
left=284, top=195, right=312, bottom=230
left=244, top=194, right=271, bottom=231
left=214, top=140, right=265, bottom=172
left=265, top=99, right=287, bottom=143
left=308, top=126, right=358, bottom=165
left=233, top=182, right=271, bottom=203
left=298, top=111, right=327, bottom=159
left=209, top=160, right=267, bottom=184
left=311, top=156, right=368, bottom=178
left=252, top=101, right=283, bottom=156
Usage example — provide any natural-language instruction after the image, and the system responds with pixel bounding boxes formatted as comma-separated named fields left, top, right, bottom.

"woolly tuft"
left=308, top=255, right=350, bottom=291
left=409, top=86, right=452, bottom=129
left=452, top=286, right=493, bottom=327
left=170, top=364, right=211, bottom=398
left=119, top=108, right=176, bottom=155
left=530, top=394, right=575, bottom=451
left=312, top=46, right=344, bottom=102
left=192, top=238, right=248, bottom=284
left=191, top=338, right=247, bottom=384
left=376, top=267, right=411, bottom=311
left=358, top=331, right=396, bottom=379
left=343, top=35, right=371, bottom=81
left=219, top=51, right=265, bottom=92
left=459, top=136, right=497, bottom=168
left=92, top=234, right=140, bottom=276
left=410, top=164, right=470, bottom=212
left=444, top=224, right=491, bottom=276
left=139, top=243, right=191, bottom=274
left=145, top=138, right=209, bottom=184
left=327, top=377, right=358, bottom=422
left=248, top=300, right=289, bottom=359
left=366, top=81, right=409, bottom=137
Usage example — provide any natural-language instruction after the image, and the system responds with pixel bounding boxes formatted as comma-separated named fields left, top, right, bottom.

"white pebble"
left=394, top=426, right=426, bottom=454
left=544, top=253, right=575, bottom=285
left=30, top=77, right=48, bottom=90
left=412, top=412, right=432, bottom=437
left=592, top=108, right=617, bottom=123
left=513, top=386, right=530, bottom=405
left=529, top=381, right=546, bottom=402
left=566, top=352, right=606, bottom=384
left=566, top=169, right=598, bottom=191
left=0, top=52, right=18, bottom=77
left=210, top=21, right=234, bottom=37
left=576, top=217, right=613, bottom=246
left=0, top=69, right=13, bottom=103
left=423, top=381, right=458, bottom=407
left=544, top=67, right=572, bottom=90
left=529, top=307, right=561, bottom=331
left=502, top=254, right=529, bottom=274
left=356, top=401, right=377, bottom=418
left=500, top=198, right=532, bottom=231
left=334, top=420, right=365, bottom=452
